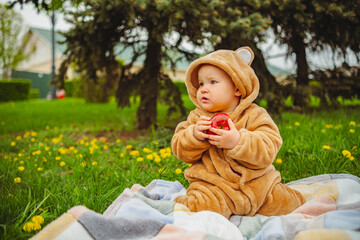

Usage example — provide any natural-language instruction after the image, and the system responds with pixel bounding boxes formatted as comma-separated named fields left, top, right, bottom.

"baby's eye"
left=211, top=80, right=217, bottom=84
left=199, top=82, right=204, bottom=86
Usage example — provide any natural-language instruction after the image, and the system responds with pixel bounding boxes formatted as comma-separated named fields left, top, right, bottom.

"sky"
left=3, top=1, right=357, bottom=72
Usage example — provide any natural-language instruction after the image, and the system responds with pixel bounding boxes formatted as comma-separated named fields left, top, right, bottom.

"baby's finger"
left=228, top=119, right=236, bottom=130
left=207, top=134, right=221, bottom=142
left=208, top=127, right=225, bottom=135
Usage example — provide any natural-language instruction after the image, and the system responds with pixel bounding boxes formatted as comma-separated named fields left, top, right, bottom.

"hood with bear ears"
left=185, top=46, right=260, bottom=121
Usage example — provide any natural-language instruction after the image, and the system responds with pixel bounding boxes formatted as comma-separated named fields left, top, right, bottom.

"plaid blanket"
left=31, top=174, right=360, bottom=240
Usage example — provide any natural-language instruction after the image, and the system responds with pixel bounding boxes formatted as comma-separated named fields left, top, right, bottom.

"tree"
left=0, top=4, right=35, bottom=79
left=260, top=0, right=360, bottom=106
left=58, top=0, right=229, bottom=129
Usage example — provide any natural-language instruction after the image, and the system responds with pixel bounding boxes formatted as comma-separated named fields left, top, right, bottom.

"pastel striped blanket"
left=31, top=174, right=360, bottom=240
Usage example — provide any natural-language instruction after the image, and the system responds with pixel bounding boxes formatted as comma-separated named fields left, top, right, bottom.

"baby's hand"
left=207, top=119, right=240, bottom=149
left=194, top=116, right=212, bottom=141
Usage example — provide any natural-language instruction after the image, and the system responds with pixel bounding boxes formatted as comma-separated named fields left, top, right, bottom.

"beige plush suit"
left=172, top=47, right=304, bottom=219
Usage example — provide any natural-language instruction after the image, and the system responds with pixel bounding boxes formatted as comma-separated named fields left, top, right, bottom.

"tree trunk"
left=291, top=32, right=309, bottom=86
left=137, top=38, right=162, bottom=129
left=290, top=31, right=310, bottom=107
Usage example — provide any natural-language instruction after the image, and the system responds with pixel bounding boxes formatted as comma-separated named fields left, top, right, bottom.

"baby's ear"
left=235, top=47, right=254, bottom=65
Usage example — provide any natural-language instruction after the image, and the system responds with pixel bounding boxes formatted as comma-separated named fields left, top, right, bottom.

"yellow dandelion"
left=146, top=154, right=154, bottom=160
left=80, top=162, right=86, bottom=167
left=322, top=145, right=330, bottom=150
left=137, top=157, right=144, bottom=162
left=352, top=146, right=358, bottom=150
left=45, top=125, right=50, bottom=130
left=18, top=166, right=25, bottom=171
left=294, top=122, right=300, bottom=126
left=321, top=129, right=326, bottom=133
left=342, top=150, right=351, bottom=158
left=92, top=161, right=97, bottom=166
left=32, top=215, right=44, bottom=224
left=18, top=153, right=22, bottom=157
left=154, top=141, right=159, bottom=145
left=116, top=139, right=121, bottom=143
left=143, top=147, right=152, bottom=153
left=14, top=177, right=21, bottom=183
left=45, top=146, right=50, bottom=151
left=154, top=156, right=161, bottom=163
left=175, top=168, right=182, bottom=174
left=188, top=164, right=192, bottom=167
left=350, top=156, right=354, bottom=161
left=120, top=153, right=124, bottom=157
left=79, top=154, right=83, bottom=158
left=349, top=121, right=356, bottom=126
left=60, top=161, right=66, bottom=167
left=89, top=147, right=94, bottom=154
left=126, top=144, right=133, bottom=149
left=32, top=222, right=41, bottom=231
left=103, top=145, right=108, bottom=150
left=349, top=129, right=355, bottom=133
left=10, top=141, right=16, bottom=146
left=32, top=150, right=41, bottom=156
left=130, top=150, right=139, bottom=156
left=275, top=158, right=282, bottom=164
left=37, top=167, right=43, bottom=171
left=16, top=136, right=22, bottom=140
left=55, top=156, right=61, bottom=161
left=23, top=222, right=34, bottom=232
left=19, top=160, right=23, bottom=164
left=43, top=157, right=47, bottom=162
left=31, top=138, right=35, bottom=142
left=325, top=124, right=333, bottom=128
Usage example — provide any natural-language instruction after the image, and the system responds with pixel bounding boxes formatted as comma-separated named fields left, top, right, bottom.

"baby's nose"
left=201, top=88, right=208, bottom=93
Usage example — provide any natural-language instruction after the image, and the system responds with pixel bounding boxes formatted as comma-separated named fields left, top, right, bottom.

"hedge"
left=0, top=79, right=31, bottom=102
left=64, top=78, right=85, bottom=98
left=29, top=88, right=40, bottom=99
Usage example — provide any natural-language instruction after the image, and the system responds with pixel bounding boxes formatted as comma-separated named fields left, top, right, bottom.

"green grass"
left=0, top=97, right=359, bottom=239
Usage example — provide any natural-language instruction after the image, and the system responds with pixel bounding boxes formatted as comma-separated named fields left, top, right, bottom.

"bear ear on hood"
left=235, top=47, right=254, bottom=65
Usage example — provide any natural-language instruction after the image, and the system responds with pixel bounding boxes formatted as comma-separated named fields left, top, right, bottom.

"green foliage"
left=173, top=81, right=187, bottom=95
left=0, top=4, right=36, bottom=79
left=0, top=79, right=31, bottom=102
left=29, top=89, right=40, bottom=99
left=64, top=78, right=89, bottom=99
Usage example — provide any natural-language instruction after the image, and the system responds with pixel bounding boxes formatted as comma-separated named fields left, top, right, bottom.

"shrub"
left=173, top=81, right=187, bottom=95
left=0, top=79, right=31, bottom=102
left=64, top=78, right=85, bottom=98
left=29, top=89, right=40, bottom=99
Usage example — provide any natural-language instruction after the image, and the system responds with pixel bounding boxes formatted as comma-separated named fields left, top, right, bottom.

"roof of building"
left=31, top=27, right=67, bottom=54
left=31, top=27, right=291, bottom=77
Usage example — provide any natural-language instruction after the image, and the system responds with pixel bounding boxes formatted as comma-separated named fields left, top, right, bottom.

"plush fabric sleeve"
left=225, top=106, right=282, bottom=169
left=171, top=110, right=211, bottom=163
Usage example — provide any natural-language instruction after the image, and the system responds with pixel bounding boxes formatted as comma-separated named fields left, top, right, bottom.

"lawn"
left=0, top=97, right=359, bottom=239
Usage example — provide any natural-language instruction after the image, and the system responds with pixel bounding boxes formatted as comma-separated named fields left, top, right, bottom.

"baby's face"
left=196, top=64, right=240, bottom=113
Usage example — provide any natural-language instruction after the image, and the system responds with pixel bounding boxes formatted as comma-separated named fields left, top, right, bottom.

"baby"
left=172, top=47, right=304, bottom=219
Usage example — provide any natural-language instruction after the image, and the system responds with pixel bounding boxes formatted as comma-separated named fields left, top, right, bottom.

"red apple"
left=206, top=113, right=230, bottom=135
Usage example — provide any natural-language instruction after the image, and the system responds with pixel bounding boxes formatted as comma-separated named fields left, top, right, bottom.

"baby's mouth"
left=201, top=96, right=209, bottom=103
